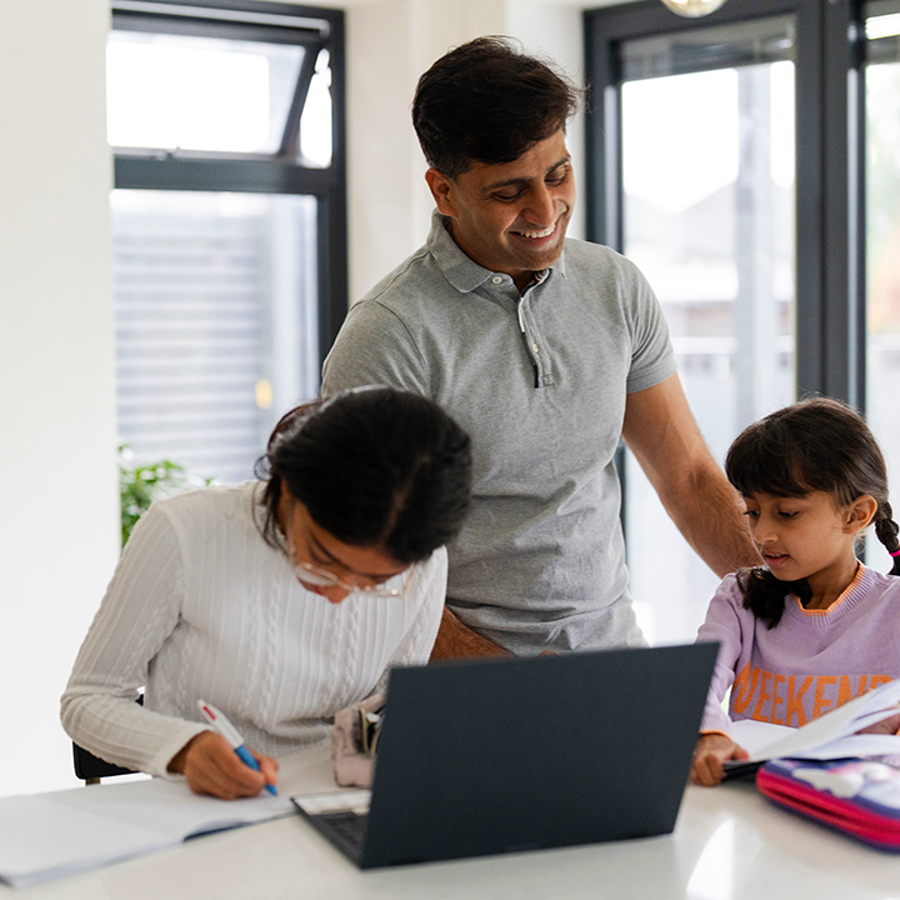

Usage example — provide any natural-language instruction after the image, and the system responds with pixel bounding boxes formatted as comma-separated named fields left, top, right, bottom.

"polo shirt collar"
left=427, top=211, right=567, bottom=293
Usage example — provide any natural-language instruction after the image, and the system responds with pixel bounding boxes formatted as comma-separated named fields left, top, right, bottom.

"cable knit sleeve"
left=695, top=575, right=748, bottom=736
left=60, top=502, right=208, bottom=777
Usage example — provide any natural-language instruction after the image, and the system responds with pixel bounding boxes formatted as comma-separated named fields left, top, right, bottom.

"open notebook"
left=0, top=775, right=292, bottom=888
left=723, top=678, right=900, bottom=779
left=292, top=643, right=719, bottom=869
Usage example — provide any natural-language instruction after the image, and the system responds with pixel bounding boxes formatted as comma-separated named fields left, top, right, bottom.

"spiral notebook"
left=292, top=642, right=718, bottom=869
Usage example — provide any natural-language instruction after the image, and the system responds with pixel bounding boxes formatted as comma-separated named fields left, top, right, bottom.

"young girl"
left=691, top=397, right=900, bottom=786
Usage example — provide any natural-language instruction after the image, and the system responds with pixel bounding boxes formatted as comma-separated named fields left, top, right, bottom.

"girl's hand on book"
left=690, top=733, right=749, bottom=787
left=168, top=731, right=279, bottom=799
left=856, top=708, right=900, bottom=736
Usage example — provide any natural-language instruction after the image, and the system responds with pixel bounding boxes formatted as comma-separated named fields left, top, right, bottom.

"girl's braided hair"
left=726, top=397, right=900, bottom=627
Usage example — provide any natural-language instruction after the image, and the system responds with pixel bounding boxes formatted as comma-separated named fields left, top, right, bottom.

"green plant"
left=119, top=444, right=186, bottom=546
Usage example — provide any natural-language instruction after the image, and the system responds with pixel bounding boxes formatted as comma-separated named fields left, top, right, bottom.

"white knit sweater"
left=61, top=482, right=446, bottom=777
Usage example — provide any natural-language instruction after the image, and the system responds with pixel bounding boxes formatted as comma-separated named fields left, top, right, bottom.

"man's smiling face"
left=425, top=129, right=575, bottom=291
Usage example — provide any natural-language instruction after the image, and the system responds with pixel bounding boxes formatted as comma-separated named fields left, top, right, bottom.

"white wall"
left=0, top=0, right=591, bottom=799
left=0, top=1, right=120, bottom=797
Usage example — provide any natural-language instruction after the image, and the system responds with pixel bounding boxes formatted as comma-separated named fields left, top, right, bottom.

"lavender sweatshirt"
left=696, top=565, right=900, bottom=735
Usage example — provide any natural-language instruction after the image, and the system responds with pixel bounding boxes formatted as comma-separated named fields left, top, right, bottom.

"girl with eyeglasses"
left=62, top=387, right=472, bottom=799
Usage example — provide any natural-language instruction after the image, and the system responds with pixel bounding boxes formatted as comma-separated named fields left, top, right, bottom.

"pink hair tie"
left=891, top=548, right=900, bottom=558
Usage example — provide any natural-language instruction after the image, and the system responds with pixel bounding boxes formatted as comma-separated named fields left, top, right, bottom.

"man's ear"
left=845, top=494, right=878, bottom=534
left=424, top=168, right=456, bottom=217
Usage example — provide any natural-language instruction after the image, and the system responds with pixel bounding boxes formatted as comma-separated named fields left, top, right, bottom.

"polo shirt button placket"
left=518, top=314, right=542, bottom=389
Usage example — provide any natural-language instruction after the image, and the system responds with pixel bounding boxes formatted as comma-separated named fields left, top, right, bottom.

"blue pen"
left=198, top=700, right=278, bottom=796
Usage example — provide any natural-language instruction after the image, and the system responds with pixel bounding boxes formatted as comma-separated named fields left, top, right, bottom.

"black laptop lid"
left=361, top=642, right=718, bottom=869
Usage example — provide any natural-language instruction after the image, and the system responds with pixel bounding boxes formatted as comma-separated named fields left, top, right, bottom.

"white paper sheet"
left=0, top=774, right=294, bottom=888
left=728, top=678, right=900, bottom=764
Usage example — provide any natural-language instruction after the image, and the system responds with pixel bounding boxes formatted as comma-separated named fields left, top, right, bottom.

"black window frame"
left=584, top=0, right=866, bottom=409
left=110, top=0, right=347, bottom=364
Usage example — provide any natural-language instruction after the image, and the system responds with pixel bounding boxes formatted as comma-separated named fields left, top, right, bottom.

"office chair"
left=73, top=744, right=138, bottom=784
left=72, top=694, right=143, bottom=784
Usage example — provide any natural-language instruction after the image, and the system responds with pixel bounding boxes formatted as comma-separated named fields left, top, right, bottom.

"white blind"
left=113, top=191, right=319, bottom=484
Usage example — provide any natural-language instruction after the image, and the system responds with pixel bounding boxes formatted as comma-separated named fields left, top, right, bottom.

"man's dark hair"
left=413, top=36, right=581, bottom=179
left=255, top=387, right=472, bottom=564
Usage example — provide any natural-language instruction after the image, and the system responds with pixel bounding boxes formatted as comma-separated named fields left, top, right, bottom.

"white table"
left=6, top=745, right=900, bottom=900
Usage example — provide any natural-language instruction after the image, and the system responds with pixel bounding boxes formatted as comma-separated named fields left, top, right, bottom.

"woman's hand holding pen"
left=168, top=731, right=279, bottom=800
left=690, top=733, right=749, bottom=787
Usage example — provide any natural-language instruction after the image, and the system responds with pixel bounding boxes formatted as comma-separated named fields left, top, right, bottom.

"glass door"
left=617, top=19, right=797, bottom=643
left=866, top=1, right=900, bottom=571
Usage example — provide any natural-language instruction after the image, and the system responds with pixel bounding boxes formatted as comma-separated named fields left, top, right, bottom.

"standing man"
left=322, top=37, right=758, bottom=658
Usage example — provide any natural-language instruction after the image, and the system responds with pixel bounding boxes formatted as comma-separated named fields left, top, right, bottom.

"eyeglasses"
left=283, top=498, right=416, bottom=598
left=290, top=560, right=415, bottom=598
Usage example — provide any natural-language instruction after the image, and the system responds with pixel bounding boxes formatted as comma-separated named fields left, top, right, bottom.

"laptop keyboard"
left=324, top=811, right=369, bottom=847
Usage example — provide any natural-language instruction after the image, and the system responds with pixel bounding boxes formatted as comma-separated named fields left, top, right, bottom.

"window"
left=586, top=0, right=866, bottom=643
left=108, top=1, right=345, bottom=485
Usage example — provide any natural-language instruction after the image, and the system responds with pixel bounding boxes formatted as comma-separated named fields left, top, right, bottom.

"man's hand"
left=690, top=733, right=749, bottom=787
left=430, top=605, right=512, bottom=660
left=167, top=731, right=279, bottom=799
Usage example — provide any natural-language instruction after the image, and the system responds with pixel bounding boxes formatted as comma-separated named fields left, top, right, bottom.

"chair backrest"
left=72, top=694, right=143, bottom=784
left=73, top=744, right=138, bottom=783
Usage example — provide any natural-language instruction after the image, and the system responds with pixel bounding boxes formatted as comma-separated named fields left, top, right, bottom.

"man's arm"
left=621, top=373, right=759, bottom=577
left=429, top=606, right=511, bottom=660
left=321, top=301, right=428, bottom=399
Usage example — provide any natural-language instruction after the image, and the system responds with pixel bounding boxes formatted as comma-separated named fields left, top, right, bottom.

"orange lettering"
left=732, top=664, right=758, bottom=715
left=771, top=674, right=786, bottom=725
left=752, top=671, right=774, bottom=722
left=813, top=676, right=838, bottom=718
left=837, top=675, right=853, bottom=708
left=870, top=675, right=892, bottom=688
left=785, top=676, right=812, bottom=727
left=859, top=675, right=868, bottom=696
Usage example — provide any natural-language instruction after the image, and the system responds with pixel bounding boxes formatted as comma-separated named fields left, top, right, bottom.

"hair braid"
left=737, top=567, right=812, bottom=629
left=874, top=500, right=900, bottom=576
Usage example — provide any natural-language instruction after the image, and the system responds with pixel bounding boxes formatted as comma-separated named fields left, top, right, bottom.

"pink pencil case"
left=757, top=757, right=900, bottom=851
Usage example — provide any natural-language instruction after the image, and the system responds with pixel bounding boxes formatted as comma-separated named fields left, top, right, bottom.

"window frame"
left=584, top=0, right=866, bottom=408
left=110, top=0, right=347, bottom=363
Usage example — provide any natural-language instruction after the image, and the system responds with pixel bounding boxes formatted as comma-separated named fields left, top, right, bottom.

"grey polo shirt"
left=322, top=213, right=677, bottom=654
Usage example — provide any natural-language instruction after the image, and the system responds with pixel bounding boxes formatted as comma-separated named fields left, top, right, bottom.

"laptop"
left=291, top=642, right=718, bottom=869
